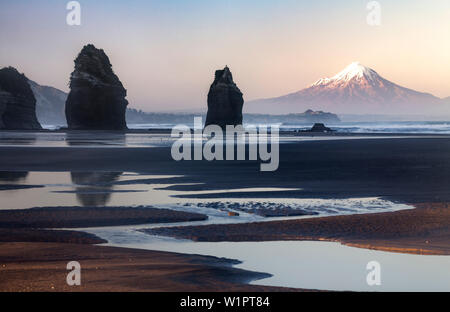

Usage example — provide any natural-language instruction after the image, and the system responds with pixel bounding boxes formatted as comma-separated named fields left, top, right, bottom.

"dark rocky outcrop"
left=205, top=66, right=244, bottom=128
left=308, top=123, right=334, bottom=132
left=65, top=44, right=128, bottom=130
left=0, top=67, right=42, bottom=130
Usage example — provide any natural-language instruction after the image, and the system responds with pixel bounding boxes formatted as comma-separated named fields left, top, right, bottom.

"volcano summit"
left=247, top=62, right=445, bottom=115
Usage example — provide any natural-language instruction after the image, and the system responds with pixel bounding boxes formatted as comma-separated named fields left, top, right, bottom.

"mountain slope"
left=247, top=62, right=444, bottom=115
left=28, top=80, right=67, bottom=125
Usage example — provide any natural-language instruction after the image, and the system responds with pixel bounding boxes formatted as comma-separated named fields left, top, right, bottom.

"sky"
left=1, top=0, right=449, bottom=112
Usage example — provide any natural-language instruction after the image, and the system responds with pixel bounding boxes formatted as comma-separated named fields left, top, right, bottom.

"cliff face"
left=205, top=66, right=244, bottom=128
left=65, top=44, right=128, bottom=130
left=0, top=67, right=42, bottom=130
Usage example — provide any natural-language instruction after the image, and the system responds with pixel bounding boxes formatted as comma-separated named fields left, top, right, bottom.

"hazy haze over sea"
left=38, top=121, right=450, bottom=134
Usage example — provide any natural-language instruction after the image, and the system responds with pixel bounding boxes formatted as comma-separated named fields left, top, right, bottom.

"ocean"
left=39, top=121, right=450, bottom=134
left=112, top=121, right=450, bottom=134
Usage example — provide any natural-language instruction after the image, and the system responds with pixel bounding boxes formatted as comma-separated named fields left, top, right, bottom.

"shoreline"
left=4, top=128, right=450, bottom=137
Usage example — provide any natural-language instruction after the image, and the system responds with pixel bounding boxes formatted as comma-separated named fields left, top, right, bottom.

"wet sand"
left=0, top=228, right=106, bottom=244
left=0, top=242, right=304, bottom=292
left=3, top=137, right=450, bottom=206
left=1, top=135, right=450, bottom=290
left=0, top=206, right=207, bottom=228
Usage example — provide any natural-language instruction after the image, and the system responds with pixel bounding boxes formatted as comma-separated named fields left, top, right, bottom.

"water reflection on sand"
left=0, top=171, right=412, bottom=218
left=0, top=131, right=172, bottom=147
left=0, top=131, right=437, bottom=148
left=0, top=170, right=448, bottom=291
left=90, top=233, right=450, bottom=292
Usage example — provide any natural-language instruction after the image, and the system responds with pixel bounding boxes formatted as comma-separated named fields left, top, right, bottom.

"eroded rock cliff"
left=65, top=44, right=128, bottom=130
left=0, top=67, right=42, bottom=130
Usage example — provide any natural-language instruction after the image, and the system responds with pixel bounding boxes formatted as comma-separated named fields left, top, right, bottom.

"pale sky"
left=1, top=0, right=449, bottom=112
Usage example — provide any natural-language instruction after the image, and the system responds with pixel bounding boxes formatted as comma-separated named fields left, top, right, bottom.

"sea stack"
left=308, top=123, right=334, bottom=133
left=65, top=44, right=128, bottom=130
left=0, top=67, right=42, bottom=130
left=205, top=66, right=244, bottom=128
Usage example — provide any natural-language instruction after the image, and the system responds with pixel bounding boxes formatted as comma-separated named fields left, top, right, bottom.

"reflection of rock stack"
left=309, top=123, right=334, bottom=133
left=65, top=44, right=128, bottom=130
left=70, top=172, right=122, bottom=206
left=0, top=67, right=42, bottom=130
left=0, top=171, right=29, bottom=182
left=205, top=66, right=244, bottom=128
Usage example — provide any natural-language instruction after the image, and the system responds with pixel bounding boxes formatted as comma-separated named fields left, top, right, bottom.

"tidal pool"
left=86, top=228, right=450, bottom=292
left=3, top=170, right=446, bottom=291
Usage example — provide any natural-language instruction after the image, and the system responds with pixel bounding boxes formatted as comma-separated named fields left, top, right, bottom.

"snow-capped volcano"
left=311, top=62, right=378, bottom=86
left=247, top=62, right=444, bottom=115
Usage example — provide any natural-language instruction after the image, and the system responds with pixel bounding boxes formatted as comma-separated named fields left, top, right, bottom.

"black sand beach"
left=3, top=136, right=450, bottom=203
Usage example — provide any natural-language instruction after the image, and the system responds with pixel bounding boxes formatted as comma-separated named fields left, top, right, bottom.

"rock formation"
left=65, top=44, right=128, bottom=130
left=28, top=79, right=67, bottom=125
left=307, top=123, right=334, bottom=133
left=0, top=98, right=4, bottom=129
left=0, top=67, right=42, bottom=130
left=205, top=66, right=244, bottom=128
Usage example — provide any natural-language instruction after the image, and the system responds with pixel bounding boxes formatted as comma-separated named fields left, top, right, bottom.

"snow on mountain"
left=311, top=62, right=378, bottom=86
left=246, top=62, right=445, bottom=115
